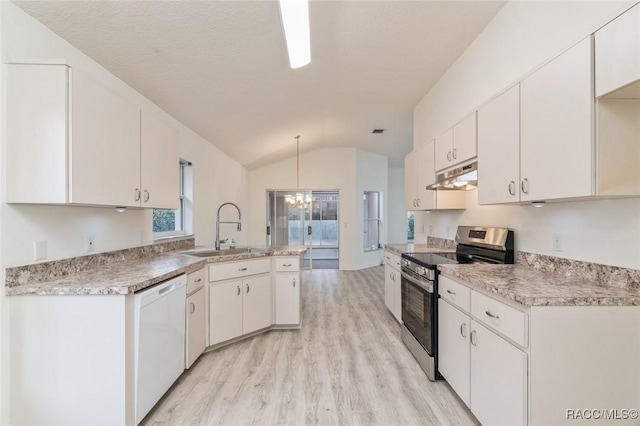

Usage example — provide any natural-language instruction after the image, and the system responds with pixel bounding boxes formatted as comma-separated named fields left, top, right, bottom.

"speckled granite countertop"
left=438, top=264, right=640, bottom=307
left=385, top=244, right=455, bottom=256
left=6, top=246, right=307, bottom=296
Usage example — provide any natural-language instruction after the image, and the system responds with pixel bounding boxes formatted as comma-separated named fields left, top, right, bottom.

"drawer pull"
left=189, top=302, right=195, bottom=314
left=470, top=330, right=477, bottom=346
left=446, top=289, right=456, bottom=295
left=238, top=267, right=248, bottom=271
left=485, top=310, right=500, bottom=319
left=236, top=285, right=241, bottom=296
left=460, top=322, right=467, bottom=338
left=293, top=278, right=296, bottom=288
left=194, top=278, right=202, bottom=283
left=282, top=263, right=292, bottom=267
left=246, top=283, right=250, bottom=293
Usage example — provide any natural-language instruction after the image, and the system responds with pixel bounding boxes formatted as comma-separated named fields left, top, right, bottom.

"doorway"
left=266, top=190, right=339, bottom=270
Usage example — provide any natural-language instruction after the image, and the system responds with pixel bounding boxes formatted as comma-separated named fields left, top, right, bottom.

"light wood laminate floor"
left=142, top=267, right=478, bottom=425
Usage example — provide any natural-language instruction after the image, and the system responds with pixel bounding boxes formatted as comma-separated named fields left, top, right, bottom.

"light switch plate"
left=34, top=240, right=47, bottom=261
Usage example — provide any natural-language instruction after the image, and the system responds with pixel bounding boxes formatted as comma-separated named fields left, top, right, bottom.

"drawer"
left=439, top=275, right=471, bottom=313
left=208, top=258, right=271, bottom=282
left=385, top=251, right=401, bottom=268
left=471, top=291, right=529, bottom=347
left=186, top=268, right=206, bottom=294
left=274, top=257, right=300, bottom=272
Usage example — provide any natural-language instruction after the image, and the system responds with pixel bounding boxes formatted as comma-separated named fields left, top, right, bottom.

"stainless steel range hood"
left=426, top=161, right=478, bottom=190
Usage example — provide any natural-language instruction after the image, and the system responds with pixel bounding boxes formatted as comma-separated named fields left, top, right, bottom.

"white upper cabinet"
left=70, top=68, right=141, bottom=207
left=405, top=143, right=465, bottom=211
left=141, top=112, right=180, bottom=209
left=520, top=36, right=594, bottom=202
left=595, top=4, right=640, bottom=98
left=5, top=62, right=179, bottom=209
left=435, top=113, right=477, bottom=172
left=477, top=85, right=521, bottom=205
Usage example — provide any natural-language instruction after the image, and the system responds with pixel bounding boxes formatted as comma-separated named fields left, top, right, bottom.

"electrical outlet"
left=87, top=235, right=95, bottom=252
left=429, top=225, right=434, bottom=236
left=34, top=240, right=47, bottom=261
left=552, top=233, right=562, bottom=252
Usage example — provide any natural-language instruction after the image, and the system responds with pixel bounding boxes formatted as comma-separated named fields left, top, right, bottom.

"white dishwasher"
left=134, top=274, right=187, bottom=424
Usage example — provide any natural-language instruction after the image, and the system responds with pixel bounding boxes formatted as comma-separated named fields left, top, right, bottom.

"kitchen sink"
left=183, top=247, right=264, bottom=257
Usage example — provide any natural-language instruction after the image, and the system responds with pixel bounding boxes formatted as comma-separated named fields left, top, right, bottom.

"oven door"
left=401, top=269, right=436, bottom=356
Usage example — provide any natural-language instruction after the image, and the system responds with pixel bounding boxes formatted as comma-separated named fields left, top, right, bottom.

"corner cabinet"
left=5, top=61, right=179, bottom=208
left=207, top=258, right=272, bottom=346
left=273, top=256, right=303, bottom=327
left=404, top=143, right=465, bottom=211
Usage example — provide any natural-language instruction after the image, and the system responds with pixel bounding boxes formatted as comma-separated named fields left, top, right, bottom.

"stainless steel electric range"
left=400, top=226, right=514, bottom=381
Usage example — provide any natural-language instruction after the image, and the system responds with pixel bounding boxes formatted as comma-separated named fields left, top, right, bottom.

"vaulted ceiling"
left=14, top=0, right=505, bottom=169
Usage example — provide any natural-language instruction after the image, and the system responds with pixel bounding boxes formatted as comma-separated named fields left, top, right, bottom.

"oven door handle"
left=401, top=271, right=434, bottom=294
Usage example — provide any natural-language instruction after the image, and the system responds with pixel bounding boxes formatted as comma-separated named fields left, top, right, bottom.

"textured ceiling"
left=15, top=0, right=505, bottom=169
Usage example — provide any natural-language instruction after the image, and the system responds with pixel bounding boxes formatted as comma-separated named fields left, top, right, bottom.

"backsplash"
left=5, top=237, right=195, bottom=288
left=517, top=252, right=639, bottom=291
left=426, top=236, right=456, bottom=250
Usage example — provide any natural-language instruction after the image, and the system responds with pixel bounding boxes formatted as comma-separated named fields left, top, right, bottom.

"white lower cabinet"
left=438, top=299, right=470, bottom=406
left=383, top=250, right=402, bottom=323
left=208, top=274, right=271, bottom=346
left=274, top=256, right=302, bottom=327
left=185, top=287, right=206, bottom=369
left=470, top=320, right=527, bottom=426
left=438, top=275, right=527, bottom=426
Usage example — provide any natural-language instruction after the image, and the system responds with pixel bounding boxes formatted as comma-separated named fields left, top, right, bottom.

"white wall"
left=387, top=167, right=407, bottom=244
left=0, top=2, right=7, bottom=423
left=355, top=149, right=388, bottom=269
left=248, top=147, right=389, bottom=270
left=0, top=1, right=249, bottom=269
left=413, top=1, right=640, bottom=270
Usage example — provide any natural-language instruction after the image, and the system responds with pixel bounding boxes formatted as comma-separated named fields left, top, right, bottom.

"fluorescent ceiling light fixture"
left=278, top=0, right=311, bottom=68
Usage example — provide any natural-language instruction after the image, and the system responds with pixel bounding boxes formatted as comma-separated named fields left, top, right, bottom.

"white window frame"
left=363, top=191, right=382, bottom=252
left=153, top=160, right=189, bottom=239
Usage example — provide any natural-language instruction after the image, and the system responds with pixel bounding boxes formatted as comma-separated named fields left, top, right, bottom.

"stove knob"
left=401, top=259, right=409, bottom=267
left=416, top=266, right=426, bottom=276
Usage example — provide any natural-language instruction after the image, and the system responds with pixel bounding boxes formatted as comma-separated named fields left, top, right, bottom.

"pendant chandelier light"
left=285, top=135, right=312, bottom=209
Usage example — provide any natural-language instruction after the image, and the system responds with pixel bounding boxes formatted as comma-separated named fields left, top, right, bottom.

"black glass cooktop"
left=402, top=252, right=459, bottom=267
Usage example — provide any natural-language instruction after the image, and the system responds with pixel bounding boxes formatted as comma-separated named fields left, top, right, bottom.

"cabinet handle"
left=447, top=151, right=452, bottom=161
left=470, top=330, right=477, bottom=346
left=194, top=278, right=202, bottom=283
left=135, top=188, right=141, bottom=202
left=293, top=278, right=296, bottom=288
left=521, top=178, right=529, bottom=194
left=386, top=256, right=390, bottom=260
left=282, top=263, right=292, bottom=267
left=237, top=285, right=241, bottom=295
left=238, top=267, right=248, bottom=271
left=189, top=302, right=195, bottom=314
left=416, top=198, right=420, bottom=207
left=452, top=148, right=457, bottom=160
left=246, top=283, right=250, bottom=293
left=446, top=289, right=456, bottom=296
left=485, top=310, right=500, bottom=319
left=460, top=322, right=467, bottom=338
left=412, top=199, right=416, bottom=207
left=508, top=181, right=516, bottom=196
left=144, top=190, right=150, bottom=202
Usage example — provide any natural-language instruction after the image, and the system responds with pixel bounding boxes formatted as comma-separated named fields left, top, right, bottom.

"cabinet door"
left=477, top=85, right=521, bottom=205
left=384, top=266, right=394, bottom=315
left=434, top=128, right=453, bottom=171
left=416, top=142, right=436, bottom=210
left=209, top=280, right=243, bottom=345
left=595, top=4, right=640, bottom=97
left=186, top=288, right=206, bottom=368
left=520, top=37, right=593, bottom=202
left=470, top=320, right=527, bottom=426
left=141, top=112, right=180, bottom=209
left=70, top=68, right=141, bottom=207
left=243, top=275, right=272, bottom=334
left=404, top=151, right=418, bottom=210
left=391, top=269, right=402, bottom=323
left=452, top=112, right=477, bottom=166
left=275, top=273, right=300, bottom=325
left=438, top=299, right=470, bottom=406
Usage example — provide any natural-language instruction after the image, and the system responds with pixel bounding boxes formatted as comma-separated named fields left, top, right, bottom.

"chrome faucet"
left=215, top=202, right=242, bottom=250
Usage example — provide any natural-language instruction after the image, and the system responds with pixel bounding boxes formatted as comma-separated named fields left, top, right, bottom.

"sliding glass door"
left=266, top=190, right=339, bottom=269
